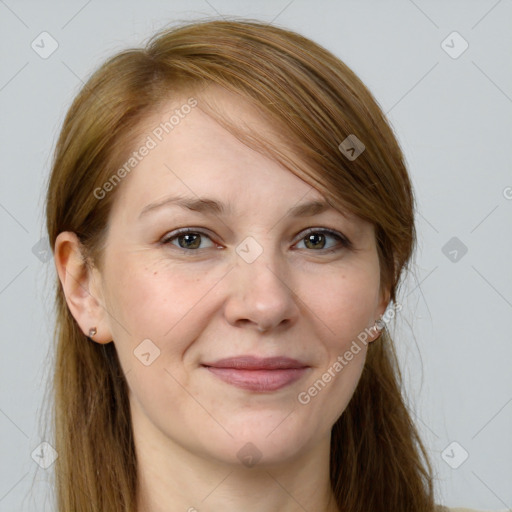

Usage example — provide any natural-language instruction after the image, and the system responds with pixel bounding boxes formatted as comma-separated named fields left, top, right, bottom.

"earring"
left=88, top=327, right=97, bottom=338
left=370, top=318, right=385, bottom=342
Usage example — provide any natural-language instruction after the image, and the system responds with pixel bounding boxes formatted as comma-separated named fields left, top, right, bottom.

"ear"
left=376, top=285, right=391, bottom=319
left=368, top=285, right=392, bottom=342
left=53, top=231, right=112, bottom=344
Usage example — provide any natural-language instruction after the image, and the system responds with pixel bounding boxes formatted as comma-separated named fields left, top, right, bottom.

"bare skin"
left=55, top=86, right=389, bottom=512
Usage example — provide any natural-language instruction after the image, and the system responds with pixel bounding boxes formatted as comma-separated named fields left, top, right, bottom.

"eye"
left=161, top=228, right=216, bottom=251
left=160, top=227, right=352, bottom=254
left=294, top=228, right=351, bottom=253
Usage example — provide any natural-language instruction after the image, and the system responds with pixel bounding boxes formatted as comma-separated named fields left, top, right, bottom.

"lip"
left=201, top=356, right=310, bottom=392
left=202, top=356, right=308, bottom=370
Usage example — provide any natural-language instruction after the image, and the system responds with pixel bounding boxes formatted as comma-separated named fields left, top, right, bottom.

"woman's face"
left=86, top=88, right=389, bottom=468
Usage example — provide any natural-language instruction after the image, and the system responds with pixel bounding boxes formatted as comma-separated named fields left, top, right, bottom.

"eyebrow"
left=138, top=195, right=338, bottom=219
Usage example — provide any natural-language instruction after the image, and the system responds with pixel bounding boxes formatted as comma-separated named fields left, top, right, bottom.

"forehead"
left=107, top=85, right=362, bottom=228
left=113, top=92, right=312, bottom=196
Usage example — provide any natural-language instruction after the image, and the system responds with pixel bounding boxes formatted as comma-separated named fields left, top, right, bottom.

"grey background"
left=1, top=0, right=511, bottom=510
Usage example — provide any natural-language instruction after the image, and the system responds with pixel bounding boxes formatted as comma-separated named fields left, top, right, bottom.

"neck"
left=135, top=425, right=339, bottom=512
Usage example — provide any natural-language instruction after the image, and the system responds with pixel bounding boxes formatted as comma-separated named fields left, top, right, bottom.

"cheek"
left=299, top=262, right=381, bottom=348
left=104, top=253, right=228, bottom=362
left=104, top=256, right=225, bottom=414
left=294, top=269, right=376, bottom=428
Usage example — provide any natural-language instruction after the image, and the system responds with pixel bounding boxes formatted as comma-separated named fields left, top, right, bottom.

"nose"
left=223, top=247, right=300, bottom=333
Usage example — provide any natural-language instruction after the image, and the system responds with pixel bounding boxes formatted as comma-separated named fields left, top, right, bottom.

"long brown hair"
left=42, top=18, right=435, bottom=511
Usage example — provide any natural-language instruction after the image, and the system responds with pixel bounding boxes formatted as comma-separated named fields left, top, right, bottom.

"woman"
left=44, top=18, right=482, bottom=512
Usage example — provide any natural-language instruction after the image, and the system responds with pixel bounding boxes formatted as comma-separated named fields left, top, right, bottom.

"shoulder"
left=436, top=507, right=507, bottom=512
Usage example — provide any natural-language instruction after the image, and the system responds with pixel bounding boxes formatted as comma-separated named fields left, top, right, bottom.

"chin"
left=199, top=415, right=316, bottom=468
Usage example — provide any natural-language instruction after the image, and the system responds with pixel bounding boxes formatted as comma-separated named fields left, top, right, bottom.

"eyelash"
left=160, top=227, right=352, bottom=255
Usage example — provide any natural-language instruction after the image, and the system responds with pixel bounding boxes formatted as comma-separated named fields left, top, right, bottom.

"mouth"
left=201, top=356, right=310, bottom=392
